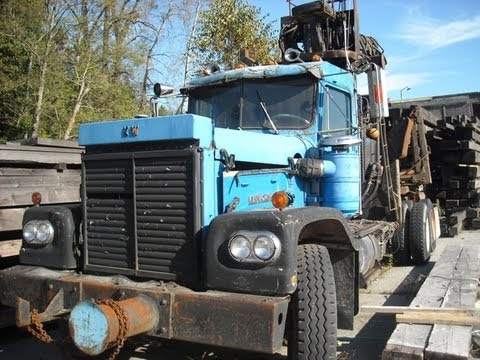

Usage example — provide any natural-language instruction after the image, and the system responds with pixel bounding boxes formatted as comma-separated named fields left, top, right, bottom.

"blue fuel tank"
left=320, top=136, right=361, bottom=216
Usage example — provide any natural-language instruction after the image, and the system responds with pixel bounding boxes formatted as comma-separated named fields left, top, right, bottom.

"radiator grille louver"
left=82, top=149, right=201, bottom=283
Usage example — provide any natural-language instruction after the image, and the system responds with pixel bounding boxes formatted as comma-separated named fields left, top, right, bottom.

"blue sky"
left=259, top=0, right=480, bottom=100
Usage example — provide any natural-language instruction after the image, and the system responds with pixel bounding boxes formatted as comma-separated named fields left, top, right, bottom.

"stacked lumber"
left=381, top=244, right=480, bottom=359
left=0, top=138, right=82, bottom=256
left=427, top=115, right=480, bottom=236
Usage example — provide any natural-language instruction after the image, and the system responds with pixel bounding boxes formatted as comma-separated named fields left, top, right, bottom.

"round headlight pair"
left=228, top=233, right=280, bottom=262
left=23, top=220, right=54, bottom=245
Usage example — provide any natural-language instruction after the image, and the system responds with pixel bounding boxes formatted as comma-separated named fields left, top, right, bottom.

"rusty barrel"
left=69, top=295, right=159, bottom=355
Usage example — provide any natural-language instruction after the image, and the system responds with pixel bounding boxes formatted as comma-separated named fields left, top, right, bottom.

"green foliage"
left=194, top=0, right=277, bottom=70
left=0, top=0, right=160, bottom=140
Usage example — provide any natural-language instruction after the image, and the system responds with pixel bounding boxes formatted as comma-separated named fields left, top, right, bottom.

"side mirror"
left=153, top=83, right=174, bottom=97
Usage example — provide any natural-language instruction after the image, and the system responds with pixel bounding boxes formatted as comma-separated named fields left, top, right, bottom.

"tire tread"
left=410, top=202, right=430, bottom=264
left=289, top=244, right=337, bottom=360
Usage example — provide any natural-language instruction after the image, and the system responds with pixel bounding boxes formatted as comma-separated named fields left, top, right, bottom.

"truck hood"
left=78, top=114, right=310, bottom=165
left=78, top=114, right=214, bottom=147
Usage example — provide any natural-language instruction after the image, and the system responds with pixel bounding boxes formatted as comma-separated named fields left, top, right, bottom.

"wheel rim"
left=425, top=210, right=431, bottom=254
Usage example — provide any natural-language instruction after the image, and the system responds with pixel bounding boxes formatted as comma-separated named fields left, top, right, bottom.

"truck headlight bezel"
left=23, top=220, right=55, bottom=245
left=228, top=231, right=281, bottom=263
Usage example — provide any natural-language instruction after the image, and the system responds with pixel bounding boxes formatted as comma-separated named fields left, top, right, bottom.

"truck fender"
left=204, top=206, right=359, bottom=330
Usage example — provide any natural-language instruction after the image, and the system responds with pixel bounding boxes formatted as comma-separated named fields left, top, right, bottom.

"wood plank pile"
left=0, top=138, right=82, bottom=246
left=382, top=244, right=480, bottom=359
left=427, top=114, right=480, bottom=236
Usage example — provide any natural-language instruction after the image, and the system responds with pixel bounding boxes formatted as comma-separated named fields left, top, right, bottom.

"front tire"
left=288, top=244, right=337, bottom=360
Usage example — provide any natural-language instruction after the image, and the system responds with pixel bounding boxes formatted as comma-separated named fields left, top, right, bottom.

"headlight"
left=254, top=235, right=276, bottom=260
left=23, top=220, right=54, bottom=245
left=228, top=232, right=281, bottom=263
left=229, top=235, right=251, bottom=260
left=23, top=222, right=37, bottom=243
left=36, top=222, right=54, bottom=243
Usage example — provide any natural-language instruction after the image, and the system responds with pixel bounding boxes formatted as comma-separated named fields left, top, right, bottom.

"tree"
left=139, top=0, right=176, bottom=112
left=193, top=0, right=277, bottom=70
left=178, top=0, right=203, bottom=113
left=0, top=0, right=224, bottom=141
left=31, top=0, right=70, bottom=138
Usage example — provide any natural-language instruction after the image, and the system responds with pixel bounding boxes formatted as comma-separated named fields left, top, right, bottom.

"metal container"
left=320, top=136, right=361, bottom=216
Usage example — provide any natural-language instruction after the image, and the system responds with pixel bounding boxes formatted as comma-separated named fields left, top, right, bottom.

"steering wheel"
left=271, top=113, right=311, bottom=125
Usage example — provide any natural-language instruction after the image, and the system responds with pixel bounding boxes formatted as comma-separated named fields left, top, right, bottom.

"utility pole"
left=286, top=0, right=295, bottom=15
left=400, top=86, right=410, bottom=100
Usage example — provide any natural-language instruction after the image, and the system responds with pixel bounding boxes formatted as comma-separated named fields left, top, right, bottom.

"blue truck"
left=0, top=1, right=439, bottom=359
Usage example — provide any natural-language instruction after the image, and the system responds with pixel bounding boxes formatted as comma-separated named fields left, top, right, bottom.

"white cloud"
left=398, top=14, right=480, bottom=50
left=356, top=71, right=433, bottom=96
left=386, top=72, right=433, bottom=92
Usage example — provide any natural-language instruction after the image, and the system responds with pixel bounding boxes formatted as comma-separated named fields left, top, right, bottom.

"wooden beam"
left=397, top=312, right=480, bottom=326
left=362, top=305, right=480, bottom=316
left=0, top=239, right=21, bottom=258
left=0, top=149, right=81, bottom=165
left=0, top=143, right=82, bottom=153
left=0, top=208, right=26, bottom=231
left=0, top=186, right=80, bottom=207
left=0, top=168, right=80, bottom=177
left=19, top=137, right=83, bottom=149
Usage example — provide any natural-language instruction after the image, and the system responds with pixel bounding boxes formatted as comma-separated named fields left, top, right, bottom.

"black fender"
left=20, top=204, right=82, bottom=269
left=204, top=206, right=358, bottom=329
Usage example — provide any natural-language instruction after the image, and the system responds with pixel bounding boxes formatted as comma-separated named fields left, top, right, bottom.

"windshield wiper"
left=256, top=90, right=278, bottom=134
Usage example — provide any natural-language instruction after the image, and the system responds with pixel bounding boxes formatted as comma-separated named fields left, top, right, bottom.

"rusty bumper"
left=0, top=266, right=289, bottom=354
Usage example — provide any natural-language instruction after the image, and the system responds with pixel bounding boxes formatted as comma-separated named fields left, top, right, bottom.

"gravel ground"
left=0, top=231, right=478, bottom=360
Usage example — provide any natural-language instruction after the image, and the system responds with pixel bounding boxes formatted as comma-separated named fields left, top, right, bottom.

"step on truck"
left=0, top=1, right=439, bottom=359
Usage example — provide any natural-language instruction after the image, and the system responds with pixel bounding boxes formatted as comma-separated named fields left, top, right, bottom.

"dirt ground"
left=0, top=231, right=478, bottom=360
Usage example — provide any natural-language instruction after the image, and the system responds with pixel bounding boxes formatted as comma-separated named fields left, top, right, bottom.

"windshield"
left=188, top=76, right=316, bottom=130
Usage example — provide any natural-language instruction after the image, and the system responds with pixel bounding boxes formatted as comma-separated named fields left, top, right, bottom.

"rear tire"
left=392, top=201, right=411, bottom=265
left=287, top=244, right=337, bottom=360
left=410, top=201, right=432, bottom=264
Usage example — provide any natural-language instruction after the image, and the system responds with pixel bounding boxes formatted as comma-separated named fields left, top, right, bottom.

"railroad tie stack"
left=428, top=114, right=480, bottom=236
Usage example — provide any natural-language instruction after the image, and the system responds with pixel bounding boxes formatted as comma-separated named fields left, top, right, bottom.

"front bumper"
left=0, top=266, right=289, bottom=354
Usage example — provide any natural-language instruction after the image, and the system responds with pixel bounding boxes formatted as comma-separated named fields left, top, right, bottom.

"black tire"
left=410, top=202, right=432, bottom=265
left=392, top=201, right=411, bottom=265
left=288, top=244, right=337, bottom=360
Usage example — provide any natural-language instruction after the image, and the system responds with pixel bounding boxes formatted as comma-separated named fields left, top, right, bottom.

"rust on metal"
left=172, top=292, right=289, bottom=353
left=1, top=265, right=290, bottom=354
left=69, top=296, right=159, bottom=356
left=98, top=296, right=159, bottom=341
left=15, top=297, right=31, bottom=327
